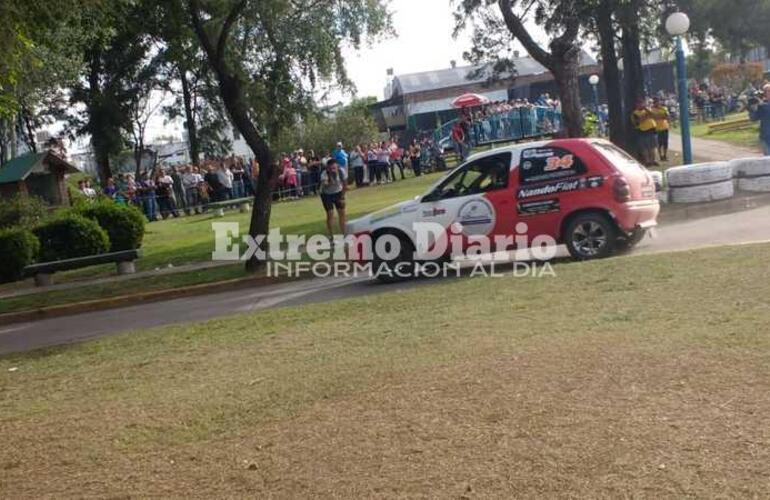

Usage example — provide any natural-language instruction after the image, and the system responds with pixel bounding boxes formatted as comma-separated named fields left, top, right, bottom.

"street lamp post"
left=666, top=12, right=693, bottom=165
left=588, top=74, right=600, bottom=113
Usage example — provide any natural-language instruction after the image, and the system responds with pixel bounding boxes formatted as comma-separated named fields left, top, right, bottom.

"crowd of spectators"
left=77, top=156, right=258, bottom=221
left=78, top=136, right=450, bottom=222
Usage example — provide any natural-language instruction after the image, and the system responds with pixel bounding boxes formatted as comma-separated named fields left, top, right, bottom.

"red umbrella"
left=451, top=93, right=491, bottom=108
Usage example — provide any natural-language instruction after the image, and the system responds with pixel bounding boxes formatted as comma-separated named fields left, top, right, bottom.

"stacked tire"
left=666, top=162, right=734, bottom=203
left=730, top=157, right=770, bottom=192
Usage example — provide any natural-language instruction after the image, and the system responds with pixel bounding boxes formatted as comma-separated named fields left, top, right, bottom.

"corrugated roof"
left=0, top=152, right=47, bottom=184
left=0, top=151, right=79, bottom=184
left=393, top=51, right=597, bottom=95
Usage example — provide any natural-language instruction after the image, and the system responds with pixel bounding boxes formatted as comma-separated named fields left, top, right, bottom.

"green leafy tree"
left=183, top=0, right=392, bottom=271
left=67, top=0, right=160, bottom=184
left=275, top=97, right=381, bottom=156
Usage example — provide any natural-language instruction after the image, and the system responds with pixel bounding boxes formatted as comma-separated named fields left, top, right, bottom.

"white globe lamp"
left=665, top=12, right=690, bottom=36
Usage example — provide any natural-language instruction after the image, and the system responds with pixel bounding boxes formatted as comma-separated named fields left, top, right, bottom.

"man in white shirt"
left=216, top=163, right=234, bottom=200
left=182, top=166, right=203, bottom=214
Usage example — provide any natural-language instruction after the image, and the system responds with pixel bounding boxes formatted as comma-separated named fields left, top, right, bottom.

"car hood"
left=348, top=198, right=421, bottom=233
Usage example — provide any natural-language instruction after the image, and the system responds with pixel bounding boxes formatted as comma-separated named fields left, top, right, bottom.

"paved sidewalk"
left=669, top=133, right=761, bottom=162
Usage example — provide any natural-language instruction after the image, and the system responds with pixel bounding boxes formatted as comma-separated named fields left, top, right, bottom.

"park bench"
left=206, top=197, right=252, bottom=217
left=24, top=249, right=143, bottom=287
left=708, top=118, right=754, bottom=134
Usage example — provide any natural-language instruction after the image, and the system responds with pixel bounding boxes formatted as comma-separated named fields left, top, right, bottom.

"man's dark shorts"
left=321, top=192, right=345, bottom=212
left=657, top=129, right=669, bottom=148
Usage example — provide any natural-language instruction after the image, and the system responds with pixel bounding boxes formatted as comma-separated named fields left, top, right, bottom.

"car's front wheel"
left=372, top=232, right=416, bottom=283
left=564, top=213, right=617, bottom=260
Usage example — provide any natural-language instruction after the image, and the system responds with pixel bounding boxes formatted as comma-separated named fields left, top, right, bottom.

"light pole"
left=588, top=74, right=600, bottom=113
left=666, top=12, right=693, bottom=165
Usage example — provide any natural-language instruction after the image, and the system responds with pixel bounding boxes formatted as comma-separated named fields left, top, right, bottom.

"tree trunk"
left=218, top=72, right=276, bottom=273
left=20, top=104, right=37, bottom=154
left=134, top=142, right=143, bottom=179
left=179, top=67, right=200, bottom=166
left=597, top=1, right=626, bottom=149
left=87, top=49, right=113, bottom=185
left=551, top=51, right=584, bottom=138
left=619, top=2, right=645, bottom=133
left=188, top=0, right=276, bottom=273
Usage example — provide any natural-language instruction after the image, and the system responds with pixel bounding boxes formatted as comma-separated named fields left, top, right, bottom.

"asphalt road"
left=3, top=205, right=770, bottom=355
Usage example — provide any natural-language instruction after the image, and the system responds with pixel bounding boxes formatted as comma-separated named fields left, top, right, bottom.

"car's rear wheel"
left=564, top=213, right=617, bottom=260
left=372, top=232, right=416, bottom=283
left=617, top=228, right=648, bottom=253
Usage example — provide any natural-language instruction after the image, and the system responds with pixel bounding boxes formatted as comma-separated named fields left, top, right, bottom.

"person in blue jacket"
left=333, top=142, right=349, bottom=176
left=749, top=84, right=770, bottom=155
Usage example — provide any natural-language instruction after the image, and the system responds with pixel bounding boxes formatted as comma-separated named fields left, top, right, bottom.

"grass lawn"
left=676, top=111, right=760, bottom=149
left=2, top=243, right=769, bottom=497
left=0, top=173, right=445, bottom=312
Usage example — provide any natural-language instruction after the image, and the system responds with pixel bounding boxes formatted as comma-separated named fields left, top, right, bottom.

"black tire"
left=372, top=232, right=416, bottom=283
left=616, top=228, right=648, bottom=254
left=564, top=213, right=617, bottom=260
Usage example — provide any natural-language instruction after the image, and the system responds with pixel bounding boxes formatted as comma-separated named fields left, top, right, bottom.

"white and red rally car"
left=347, top=138, right=660, bottom=280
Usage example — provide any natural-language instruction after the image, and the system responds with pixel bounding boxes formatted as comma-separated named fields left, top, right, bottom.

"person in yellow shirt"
left=651, top=97, right=670, bottom=162
left=631, top=97, right=658, bottom=166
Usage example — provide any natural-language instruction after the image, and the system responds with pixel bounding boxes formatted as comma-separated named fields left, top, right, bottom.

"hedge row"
left=0, top=201, right=146, bottom=283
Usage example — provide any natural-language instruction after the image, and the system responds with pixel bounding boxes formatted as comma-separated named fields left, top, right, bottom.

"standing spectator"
left=377, top=141, right=392, bottom=183
left=409, top=139, right=422, bottom=176
left=170, top=166, right=186, bottom=212
left=204, top=165, right=223, bottom=202
left=155, top=169, right=180, bottom=219
left=349, top=145, right=366, bottom=187
left=631, top=98, right=658, bottom=167
left=103, top=178, right=118, bottom=199
left=138, top=171, right=158, bottom=221
left=298, top=150, right=309, bottom=195
left=333, top=142, right=349, bottom=177
left=307, top=152, right=321, bottom=195
left=651, top=97, right=670, bottom=162
left=319, top=159, right=348, bottom=236
left=283, top=161, right=298, bottom=199
left=246, top=158, right=258, bottom=196
left=123, top=173, right=138, bottom=206
left=390, top=140, right=406, bottom=180
left=78, top=180, right=97, bottom=199
left=749, top=83, right=770, bottom=155
left=182, top=166, right=203, bottom=214
left=451, top=121, right=467, bottom=162
left=367, top=144, right=380, bottom=185
left=231, top=160, right=245, bottom=199
left=216, top=161, right=234, bottom=200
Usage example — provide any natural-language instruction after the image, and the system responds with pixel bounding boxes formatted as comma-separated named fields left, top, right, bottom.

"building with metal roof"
left=0, top=151, right=80, bottom=206
left=371, top=51, right=600, bottom=135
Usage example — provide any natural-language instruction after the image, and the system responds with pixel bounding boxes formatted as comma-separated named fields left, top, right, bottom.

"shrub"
left=0, top=227, right=40, bottom=283
left=34, top=214, right=110, bottom=262
left=0, top=195, right=47, bottom=229
left=79, top=201, right=145, bottom=251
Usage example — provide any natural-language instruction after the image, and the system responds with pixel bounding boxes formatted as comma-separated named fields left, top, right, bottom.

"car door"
left=418, top=152, right=515, bottom=254
left=512, top=144, right=591, bottom=242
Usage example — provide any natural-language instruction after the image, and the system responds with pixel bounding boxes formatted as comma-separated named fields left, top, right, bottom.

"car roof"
left=463, top=138, right=608, bottom=166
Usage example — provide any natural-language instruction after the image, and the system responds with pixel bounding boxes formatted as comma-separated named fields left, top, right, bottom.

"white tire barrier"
left=738, top=176, right=770, bottom=192
left=666, top=162, right=733, bottom=188
left=669, top=180, right=734, bottom=203
left=730, top=157, right=770, bottom=178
